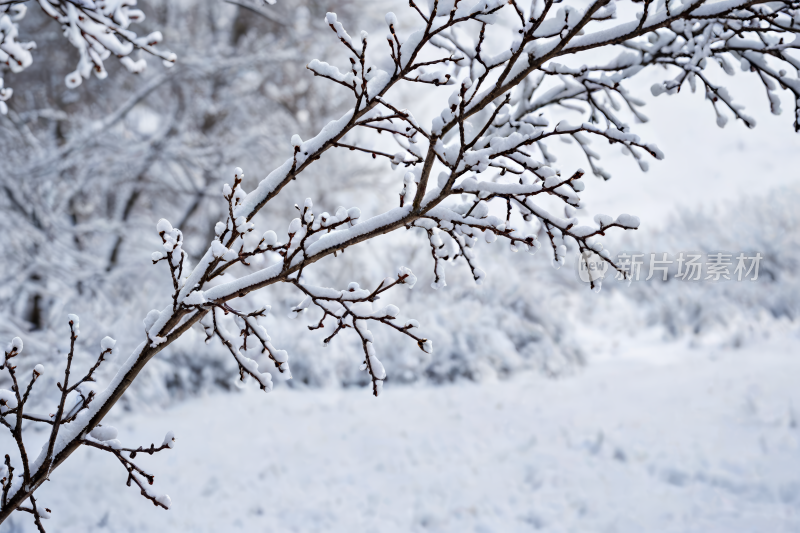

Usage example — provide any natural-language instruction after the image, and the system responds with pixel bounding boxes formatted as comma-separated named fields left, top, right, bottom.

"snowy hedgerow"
left=3, top=0, right=800, bottom=528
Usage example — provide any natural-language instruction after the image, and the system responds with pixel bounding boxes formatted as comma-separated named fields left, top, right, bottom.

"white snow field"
left=5, top=330, right=798, bottom=533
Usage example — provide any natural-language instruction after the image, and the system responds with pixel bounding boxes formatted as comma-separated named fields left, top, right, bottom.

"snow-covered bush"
left=2, top=0, right=800, bottom=527
left=596, top=184, right=800, bottom=345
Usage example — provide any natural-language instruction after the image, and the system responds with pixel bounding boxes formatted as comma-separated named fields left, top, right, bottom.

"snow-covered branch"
left=0, top=323, right=174, bottom=529
left=3, top=0, right=800, bottom=526
left=0, top=0, right=174, bottom=115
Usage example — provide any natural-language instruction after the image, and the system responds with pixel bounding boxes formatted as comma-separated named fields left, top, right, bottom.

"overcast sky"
left=578, top=67, right=800, bottom=227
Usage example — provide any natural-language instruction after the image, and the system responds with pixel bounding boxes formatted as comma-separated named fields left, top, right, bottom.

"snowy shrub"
left=597, top=185, right=800, bottom=345
left=2, top=0, right=800, bottom=527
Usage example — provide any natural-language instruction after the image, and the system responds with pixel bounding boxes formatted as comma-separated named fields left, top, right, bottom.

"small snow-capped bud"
left=348, top=282, right=360, bottom=291
left=163, top=430, right=176, bottom=449
left=234, top=167, right=244, bottom=178
left=0, top=389, right=18, bottom=410
left=156, top=494, right=172, bottom=509
left=120, top=56, right=147, bottom=73
left=484, top=230, right=497, bottom=243
left=615, top=214, right=640, bottom=228
left=214, top=222, right=226, bottom=235
left=222, top=183, right=233, bottom=197
left=65, top=71, right=82, bottom=89
left=262, top=231, right=278, bottom=247
left=33, top=364, right=44, bottom=376
left=391, top=153, right=405, bottom=169
left=397, top=266, right=417, bottom=289
left=420, top=339, right=433, bottom=354
left=90, top=425, right=119, bottom=442
left=151, top=252, right=164, bottom=262
left=291, top=134, right=303, bottom=147
left=163, top=52, right=177, bottom=67
left=304, top=198, right=313, bottom=209
left=156, top=219, right=173, bottom=234
left=211, top=240, right=228, bottom=258
left=68, top=314, right=80, bottom=328
left=288, top=218, right=302, bottom=234
left=376, top=305, right=399, bottom=318
left=347, top=207, right=361, bottom=220
left=594, top=214, right=614, bottom=227
left=385, top=12, right=398, bottom=26
left=6, top=337, right=23, bottom=355
left=101, top=337, right=116, bottom=350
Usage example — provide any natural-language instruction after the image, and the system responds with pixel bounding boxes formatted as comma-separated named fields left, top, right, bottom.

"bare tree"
left=2, top=0, right=800, bottom=527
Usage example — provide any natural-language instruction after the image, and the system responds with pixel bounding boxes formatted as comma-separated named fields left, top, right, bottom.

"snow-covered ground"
left=5, top=328, right=798, bottom=533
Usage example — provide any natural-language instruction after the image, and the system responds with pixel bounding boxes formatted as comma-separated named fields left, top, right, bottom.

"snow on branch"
left=0, top=0, right=174, bottom=115
left=1, top=321, right=173, bottom=530
left=3, top=0, right=800, bottom=525
left=290, top=268, right=424, bottom=397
